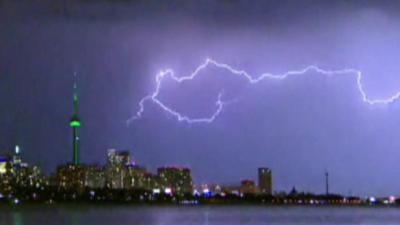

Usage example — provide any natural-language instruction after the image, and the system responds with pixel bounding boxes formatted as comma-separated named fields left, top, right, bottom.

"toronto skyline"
left=3, top=0, right=400, bottom=198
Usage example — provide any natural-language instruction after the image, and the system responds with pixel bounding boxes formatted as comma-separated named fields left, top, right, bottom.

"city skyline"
left=3, top=0, right=400, bottom=196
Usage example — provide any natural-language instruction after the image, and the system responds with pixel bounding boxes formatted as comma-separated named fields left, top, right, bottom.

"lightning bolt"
left=128, top=58, right=400, bottom=124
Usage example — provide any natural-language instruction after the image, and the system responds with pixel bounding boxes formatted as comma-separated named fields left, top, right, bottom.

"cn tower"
left=70, top=74, right=81, bottom=165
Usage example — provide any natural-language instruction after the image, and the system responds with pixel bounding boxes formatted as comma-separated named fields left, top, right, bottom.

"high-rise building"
left=56, top=164, right=86, bottom=192
left=105, top=149, right=133, bottom=189
left=14, top=165, right=43, bottom=188
left=85, top=165, right=106, bottom=189
left=70, top=74, right=81, bottom=165
left=125, top=165, right=155, bottom=190
left=13, top=145, right=22, bottom=168
left=107, top=149, right=131, bottom=166
left=0, top=149, right=46, bottom=195
left=258, top=167, right=272, bottom=195
left=157, top=167, right=193, bottom=195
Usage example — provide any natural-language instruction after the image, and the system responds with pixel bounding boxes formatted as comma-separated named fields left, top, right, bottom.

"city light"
left=369, top=197, right=376, bottom=203
left=15, top=145, right=20, bottom=154
left=70, top=121, right=81, bottom=127
left=164, top=188, right=172, bottom=195
left=0, top=162, right=6, bottom=174
left=0, top=144, right=398, bottom=206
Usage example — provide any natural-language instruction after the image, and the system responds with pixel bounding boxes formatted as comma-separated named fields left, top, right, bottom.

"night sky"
left=2, top=0, right=400, bottom=196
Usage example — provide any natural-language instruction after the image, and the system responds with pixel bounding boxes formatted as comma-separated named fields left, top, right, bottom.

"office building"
left=157, top=167, right=193, bottom=195
left=258, top=167, right=272, bottom=195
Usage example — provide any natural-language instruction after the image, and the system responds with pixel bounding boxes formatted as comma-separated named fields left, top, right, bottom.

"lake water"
left=1, top=205, right=400, bottom=225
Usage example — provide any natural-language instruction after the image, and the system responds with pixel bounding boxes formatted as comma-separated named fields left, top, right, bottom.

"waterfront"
left=1, top=206, right=400, bottom=225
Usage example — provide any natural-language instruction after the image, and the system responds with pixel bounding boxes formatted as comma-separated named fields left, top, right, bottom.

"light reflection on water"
left=12, top=212, right=22, bottom=225
left=1, top=206, right=400, bottom=225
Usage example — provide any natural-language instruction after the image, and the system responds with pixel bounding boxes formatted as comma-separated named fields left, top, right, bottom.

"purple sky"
left=2, top=0, right=400, bottom=196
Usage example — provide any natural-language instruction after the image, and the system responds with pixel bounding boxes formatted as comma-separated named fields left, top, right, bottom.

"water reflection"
left=2, top=206, right=400, bottom=225
left=13, top=212, right=23, bottom=225
left=204, top=209, right=209, bottom=225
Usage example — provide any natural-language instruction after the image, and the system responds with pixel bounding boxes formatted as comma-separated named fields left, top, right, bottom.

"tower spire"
left=73, top=72, right=79, bottom=116
left=70, top=72, right=81, bottom=165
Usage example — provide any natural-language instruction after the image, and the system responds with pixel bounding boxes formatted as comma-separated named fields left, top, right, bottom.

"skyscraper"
left=105, top=149, right=132, bottom=189
left=258, top=167, right=272, bottom=195
left=70, top=74, right=81, bottom=165
left=107, top=149, right=131, bottom=166
left=13, top=145, right=22, bottom=168
left=157, top=167, right=193, bottom=195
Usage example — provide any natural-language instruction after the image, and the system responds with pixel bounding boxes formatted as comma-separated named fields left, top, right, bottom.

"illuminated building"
left=221, top=185, right=240, bottom=196
left=0, top=149, right=45, bottom=197
left=105, top=149, right=156, bottom=190
left=206, top=184, right=223, bottom=196
left=0, top=156, right=9, bottom=175
left=12, top=145, right=22, bottom=168
left=124, top=165, right=158, bottom=191
left=125, top=165, right=147, bottom=189
left=0, top=156, right=12, bottom=196
left=142, top=173, right=158, bottom=191
left=14, top=165, right=44, bottom=189
left=56, top=164, right=86, bottom=192
left=240, top=179, right=258, bottom=194
left=105, top=149, right=133, bottom=189
left=70, top=74, right=81, bottom=165
left=56, top=164, right=106, bottom=191
left=85, top=165, right=105, bottom=189
left=258, top=167, right=272, bottom=195
left=105, top=165, right=125, bottom=189
left=157, top=167, right=193, bottom=195
left=107, top=149, right=131, bottom=166
left=13, top=146, right=46, bottom=190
